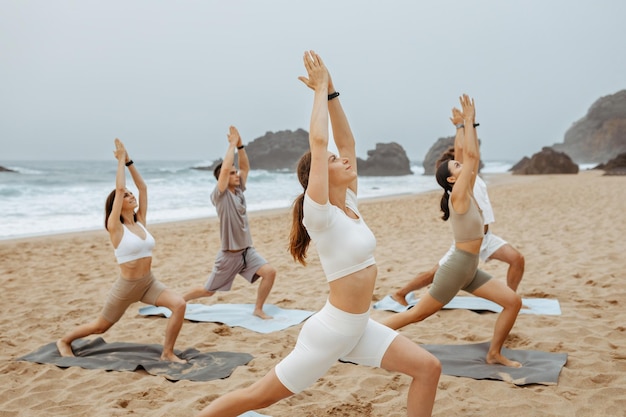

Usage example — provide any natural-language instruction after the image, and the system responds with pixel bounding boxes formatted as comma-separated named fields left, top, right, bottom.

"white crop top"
left=114, top=223, right=155, bottom=264
left=303, top=189, right=376, bottom=282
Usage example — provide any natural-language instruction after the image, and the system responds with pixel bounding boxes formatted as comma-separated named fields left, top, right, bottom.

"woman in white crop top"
left=56, top=139, right=187, bottom=363
left=195, top=51, right=440, bottom=417
left=381, top=96, right=522, bottom=368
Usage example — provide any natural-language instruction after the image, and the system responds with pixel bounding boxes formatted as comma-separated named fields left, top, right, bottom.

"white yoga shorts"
left=274, top=300, right=398, bottom=394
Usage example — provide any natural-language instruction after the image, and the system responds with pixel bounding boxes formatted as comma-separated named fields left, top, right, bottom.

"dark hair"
left=289, top=151, right=312, bottom=265
left=435, top=161, right=453, bottom=221
left=435, top=147, right=455, bottom=170
left=104, top=189, right=136, bottom=230
left=213, top=162, right=223, bottom=180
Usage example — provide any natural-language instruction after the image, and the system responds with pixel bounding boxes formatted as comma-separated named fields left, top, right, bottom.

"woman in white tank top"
left=194, top=51, right=440, bottom=417
left=56, top=139, right=187, bottom=363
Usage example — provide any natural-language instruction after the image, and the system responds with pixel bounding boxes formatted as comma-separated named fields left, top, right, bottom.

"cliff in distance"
left=553, top=89, right=626, bottom=163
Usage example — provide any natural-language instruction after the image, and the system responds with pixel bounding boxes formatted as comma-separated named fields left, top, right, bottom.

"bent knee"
left=169, top=297, right=187, bottom=313
left=508, top=250, right=525, bottom=266
left=424, top=353, right=442, bottom=377
left=410, top=351, right=441, bottom=381
left=264, top=266, right=277, bottom=279
left=507, top=293, right=523, bottom=311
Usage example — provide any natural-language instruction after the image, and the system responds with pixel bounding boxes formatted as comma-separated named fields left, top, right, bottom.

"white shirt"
left=303, top=189, right=376, bottom=282
left=473, top=176, right=495, bottom=225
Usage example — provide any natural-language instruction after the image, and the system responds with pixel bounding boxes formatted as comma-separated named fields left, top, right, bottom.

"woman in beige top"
left=381, top=95, right=522, bottom=368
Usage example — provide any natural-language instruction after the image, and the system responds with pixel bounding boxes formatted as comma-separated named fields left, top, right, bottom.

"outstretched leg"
left=381, top=335, right=440, bottom=417
left=471, top=279, right=522, bottom=367
left=392, top=264, right=439, bottom=306
left=196, top=368, right=292, bottom=417
left=183, top=286, right=215, bottom=302
left=252, top=264, right=276, bottom=319
left=57, top=316, right=114, bottom=357
left=155, top=288, right=187, bottom=363
left=380, top=293, right=444, bottom=330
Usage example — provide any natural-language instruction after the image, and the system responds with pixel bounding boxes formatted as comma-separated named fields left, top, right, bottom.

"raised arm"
left=327, top=72, right=357, bottom=193
left=124, top=144, right=148, bottom=224
left=450, top=107, right=465, bottom=164
left=298, top=50, right=329, bottom=205
left=107, top=139, right=128, bottom=236
left=461, top=95, right=480, bottom=185
left=232, top=126, right=249, bottom=187
left=216, top=128, right=240, bottom=193
left=450, top=95, right=480, bottom=212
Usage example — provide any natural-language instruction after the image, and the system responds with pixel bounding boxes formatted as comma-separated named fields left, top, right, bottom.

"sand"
left=1, top=169, right=625, bottom=417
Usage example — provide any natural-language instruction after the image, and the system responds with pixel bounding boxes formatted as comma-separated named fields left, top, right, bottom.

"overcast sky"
left=1, top=0, right=625, bottom=162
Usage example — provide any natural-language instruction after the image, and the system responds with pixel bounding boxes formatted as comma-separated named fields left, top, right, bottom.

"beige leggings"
left=101, top=271, right=166, bottom=323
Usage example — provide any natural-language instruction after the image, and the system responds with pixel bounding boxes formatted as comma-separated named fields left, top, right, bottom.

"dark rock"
left=193, top=129, right=309, bottom=172
left=357, top=142, right=413, bottom=176
left=423, top=137, right=455, bottom=175
left=509, top=157, right=531, bottom=173
left=0, top=165, right=16, bottom=173
left=422, top=136, right=484, bottom=175
left=593, top=152, right=626, bottom=175
left=511, top=147, right=579, bottom=175
left=245, top=129, right=310, bottom=171
left=193, top=129, right=412, bottom=176
left=553, top=89, right=626, bottom=163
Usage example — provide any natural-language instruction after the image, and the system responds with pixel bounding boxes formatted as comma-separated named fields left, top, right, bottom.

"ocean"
left=0, top=160, right=514, bottom=240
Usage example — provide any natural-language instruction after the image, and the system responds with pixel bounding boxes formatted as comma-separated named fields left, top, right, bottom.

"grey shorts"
left=429, top=248, right=492, bottom=305
left=101, top=271, right=166, bottom=323
left=204, top=247, right=268, bottom=292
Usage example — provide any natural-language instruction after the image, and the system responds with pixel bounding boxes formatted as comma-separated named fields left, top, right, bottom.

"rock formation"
left=553, top=89, right=626, bottom=163
left=423, top=137, right=455, bottom=175
left=193, top=129, right=413, bottom=176
left=244, top=129, right=310, bottom=171
left=0, top=165, right=16, bottom=173
left=593, top=152, right=626, bottom=175
left=510, top=147, right=578, bottom=175
left=422, top=136, right=483, bottom=175
left=357, top=142, right=412, bottom=176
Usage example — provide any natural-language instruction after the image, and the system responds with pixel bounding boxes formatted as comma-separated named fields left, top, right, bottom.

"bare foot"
left=161, top=352, right=187, bottom=363
left=56, top=340, right=75, bottom=357
left=391, top=293, right=409, bottom=307
left=486, top=352, right=522, bottom=368
left=254, top=309, right=273, bottom=320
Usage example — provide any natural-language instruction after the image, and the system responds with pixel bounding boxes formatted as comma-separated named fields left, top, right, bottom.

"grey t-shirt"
left=211, top=184, right=253, bottom=251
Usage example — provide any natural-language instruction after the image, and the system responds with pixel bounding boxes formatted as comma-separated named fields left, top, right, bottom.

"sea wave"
left=0, top=160, right=513, bottom=240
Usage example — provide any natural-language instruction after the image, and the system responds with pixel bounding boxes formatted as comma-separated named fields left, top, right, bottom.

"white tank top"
left=303, top=189, right=376, bottom=281
left=114, top=223, right=155, bottom=264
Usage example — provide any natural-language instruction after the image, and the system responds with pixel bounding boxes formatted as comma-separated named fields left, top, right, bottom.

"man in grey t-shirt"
left=183, top=126, right=276, bottom=319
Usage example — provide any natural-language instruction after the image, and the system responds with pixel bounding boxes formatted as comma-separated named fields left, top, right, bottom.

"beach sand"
left=1, top=169, right=625, bottom=416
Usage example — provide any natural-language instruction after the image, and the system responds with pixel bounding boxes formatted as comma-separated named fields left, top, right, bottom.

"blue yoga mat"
left=139, top=303, right=314, bottom=334
left=373, top=294, right=561, bottom=315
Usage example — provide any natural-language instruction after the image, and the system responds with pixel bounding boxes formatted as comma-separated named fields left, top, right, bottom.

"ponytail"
left=289, top=193, right=311, bottom=265
left=288, top=151, right=313, bottom=265
left=439, top=190, right=451, bottom=221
